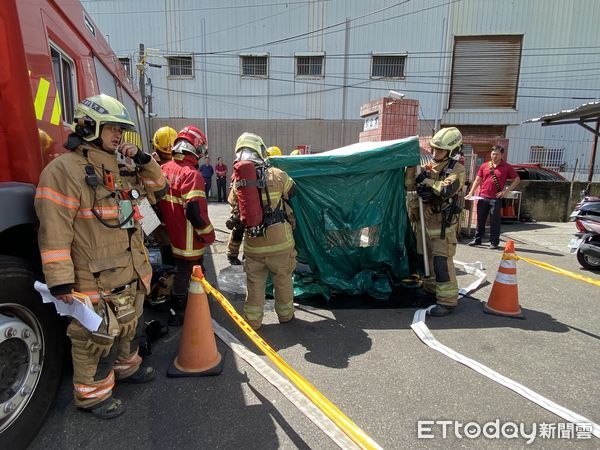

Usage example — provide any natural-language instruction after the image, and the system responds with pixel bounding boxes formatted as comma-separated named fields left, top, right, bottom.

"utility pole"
left=201, top=19, right=209, bottom=142
left=138, top=43, right=146, bottom=107
left=340, top=18, right=350, bottom=147
left=587, top=119, right=599, bottom=185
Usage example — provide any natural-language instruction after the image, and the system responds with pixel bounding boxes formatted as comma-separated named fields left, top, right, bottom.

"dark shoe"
left=120, top=366, right=157, bottom=384
left=168, top=309, right=185, bottom=326
left=468, top=239, right=481, bottom=246
left=84, top=397, right=126, bottom=420
left=227, top=256, right=242, bottom=265
left=489, top=243, right=500, bottom=250
left=427, top=305, right=455, bottom=317
left=278, top=314, right=295, bottom=324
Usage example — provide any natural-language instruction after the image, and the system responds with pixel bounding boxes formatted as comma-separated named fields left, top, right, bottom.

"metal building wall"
left=82, top=0, right=600, bottom=178
left=443, top=0, right=600, bottom=179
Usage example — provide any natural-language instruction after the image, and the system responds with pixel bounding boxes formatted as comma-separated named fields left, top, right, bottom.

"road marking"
left=212, top=320, right=360, bottom=450
left=411, top=307, right=600, bottom=438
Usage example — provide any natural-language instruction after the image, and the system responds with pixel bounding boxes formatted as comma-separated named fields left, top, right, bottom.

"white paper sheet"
left=138, top=197, right=161, bottom=235
left=34, top=282, right=102, bottom=332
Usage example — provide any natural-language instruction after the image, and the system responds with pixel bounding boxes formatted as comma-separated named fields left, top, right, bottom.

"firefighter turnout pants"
left=66, top=282, right=146, bottom=408
left=418, top=223, right=459, bottom=307
left=243, top=248, right=297, bottom=329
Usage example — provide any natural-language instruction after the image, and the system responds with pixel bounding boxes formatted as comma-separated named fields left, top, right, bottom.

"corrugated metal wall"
left=82, top=0, right=600, bottom=179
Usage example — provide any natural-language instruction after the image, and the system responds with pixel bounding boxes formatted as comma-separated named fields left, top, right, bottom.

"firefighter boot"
left=227, top=256, right=242, bottom=265
left=168, top=294, right=187, bottom=326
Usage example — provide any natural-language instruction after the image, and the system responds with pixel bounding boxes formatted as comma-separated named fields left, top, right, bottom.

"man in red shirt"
left=466, top=145, right=520, bottom=249
left=215, top=156, right=228, bottom=202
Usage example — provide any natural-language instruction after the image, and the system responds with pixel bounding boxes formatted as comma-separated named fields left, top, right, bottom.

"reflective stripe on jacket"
left=35, top=144, right=167, bottom=294
left=159, top=154, right=215, bottom=260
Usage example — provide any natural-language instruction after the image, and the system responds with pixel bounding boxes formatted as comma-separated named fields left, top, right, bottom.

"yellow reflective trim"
left=34, top=78, right=50, bottom=120
left=245, top=239, right=294, bottom=255
left=181, top=190, right=206, bottom=200
left=172, top=247, right=205, bottom=257
left=186, top=221, right=194, bottom=253
left=163, top=194, right=184, bottom=204
left=50, top=95, right=62, bottom=125
left=196, top=223, right=213, bottom=234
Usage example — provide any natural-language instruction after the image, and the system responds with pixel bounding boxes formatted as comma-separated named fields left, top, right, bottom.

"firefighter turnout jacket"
left=35, top=143, right=167, bottom=300
left=159, top=153, right=215, bottom=259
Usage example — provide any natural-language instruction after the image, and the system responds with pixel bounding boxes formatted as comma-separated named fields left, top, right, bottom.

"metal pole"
left=138, top=43, right=146, bottom=106
left=202, top=18, right=209, bottom=140
left=587, top=119, right=599, bottom=184
left=415, top=166, right=430, bottom=277
left=434, top=17, right=447, bottom=133
left=340, top=18, right=350, bottom=147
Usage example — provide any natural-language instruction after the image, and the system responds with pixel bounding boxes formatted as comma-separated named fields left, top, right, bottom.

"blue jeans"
left=474, top=197, right=502, bottom=245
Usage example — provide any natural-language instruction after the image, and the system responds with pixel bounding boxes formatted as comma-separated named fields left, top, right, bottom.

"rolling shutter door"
left=449, top=35, right=523, bottom=109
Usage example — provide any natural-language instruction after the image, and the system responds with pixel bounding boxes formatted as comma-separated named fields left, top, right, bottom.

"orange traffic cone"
left=168, top=265, right=225, bottom=377
left=483, top=240, right=525, bottom=319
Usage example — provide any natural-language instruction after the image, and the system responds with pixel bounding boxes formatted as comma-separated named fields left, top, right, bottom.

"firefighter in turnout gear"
left=225, top=145, right=284, bottom=265
left=158, top=126, right=215, bottom=325
left=407, top=127, right=466, bottom=317
left=229, top=133, right=297, bottom=330
left=35, top=94, right=168, bottom=419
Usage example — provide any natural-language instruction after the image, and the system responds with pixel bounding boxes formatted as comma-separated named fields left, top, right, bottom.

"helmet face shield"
left=236, top=147, right=264, bottom=164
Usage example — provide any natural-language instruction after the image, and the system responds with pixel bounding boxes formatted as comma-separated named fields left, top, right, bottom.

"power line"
left=81, top=0, right=329, bottom=14
left=149, top=58, right=600, bottom=95
left=153, top=64, right=598, bottom=100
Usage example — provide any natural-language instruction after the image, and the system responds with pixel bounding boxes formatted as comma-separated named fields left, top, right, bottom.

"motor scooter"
left=568, top=198, right=600, bottom=271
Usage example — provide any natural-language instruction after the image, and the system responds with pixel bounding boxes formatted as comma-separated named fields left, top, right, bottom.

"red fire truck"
left=0, top=1, right=147, bottom=446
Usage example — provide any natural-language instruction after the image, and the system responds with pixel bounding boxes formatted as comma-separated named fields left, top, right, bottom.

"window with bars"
left=166, top=56, right=194, bottom=78
left=50, top=44, right=76, bottom=124
left=529, top=146, right=564, bottom=170
left=118, top=57, right=132, bottom=78
left=240, top=55, right=268, bottom=77
left=371, top=54, right=406, bottom=79
left=296, top=55, right=324, bottom=77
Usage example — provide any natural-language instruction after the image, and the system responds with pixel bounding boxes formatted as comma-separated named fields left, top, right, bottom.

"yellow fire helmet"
left=266, top=146, right=282, bottom=157
left=72, top=94, right=135, bottom=142
left=290, top=149, right=302, bottom=156
left=429, top=127, right=463, bottom=158
left=235, top=132, right=268, bottom=163
left=153, top=126, right=177, bottom=155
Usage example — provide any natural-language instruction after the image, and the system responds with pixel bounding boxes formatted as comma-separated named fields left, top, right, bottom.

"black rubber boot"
left=227, top=256, right=242, bottom=265
left=120, top=366, right=157, bottom=384
left=168, top=295, right=187, bottom=326
left=428, top=304, right=455, bottom=317
left=84, top=397, right=126, bottom=420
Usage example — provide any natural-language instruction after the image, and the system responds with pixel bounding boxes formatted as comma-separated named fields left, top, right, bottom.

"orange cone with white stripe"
left=167, top=266, right=225, bottom=377
left=483, top=240, right=525, bottom=319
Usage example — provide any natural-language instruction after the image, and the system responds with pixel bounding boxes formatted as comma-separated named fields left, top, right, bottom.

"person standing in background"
left=466, top=145, right=520, bottom=250
left=199, top=156, right=214, bottom=199
left=215, top=156, right=228, bottom=202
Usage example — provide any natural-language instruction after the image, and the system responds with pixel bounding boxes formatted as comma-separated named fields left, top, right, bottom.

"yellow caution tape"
left=199, top=277, right=382, bottom=450
left=516, top=255, right=600, bottom=288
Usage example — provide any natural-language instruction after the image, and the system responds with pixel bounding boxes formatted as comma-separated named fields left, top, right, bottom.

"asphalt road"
left=31, top=203, right=599, bottom=449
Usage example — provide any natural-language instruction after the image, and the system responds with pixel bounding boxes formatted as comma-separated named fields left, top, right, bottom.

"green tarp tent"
left=270, top=137, right=421, bottom=300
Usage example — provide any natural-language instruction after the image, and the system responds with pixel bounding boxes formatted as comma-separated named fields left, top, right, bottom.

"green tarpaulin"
left=270, top=137, right=421, bottom=300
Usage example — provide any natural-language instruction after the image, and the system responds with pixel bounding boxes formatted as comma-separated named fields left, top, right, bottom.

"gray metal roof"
left=523, top=101, right=600, bottom=126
